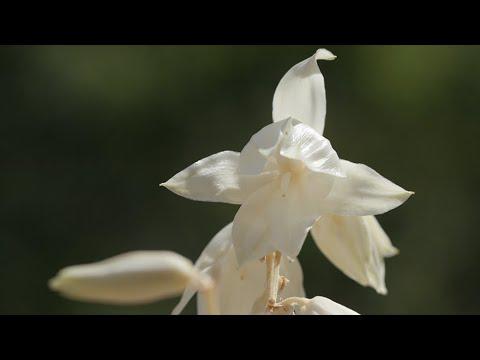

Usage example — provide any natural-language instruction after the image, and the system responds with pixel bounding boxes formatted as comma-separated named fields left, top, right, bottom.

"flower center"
left=278, top=156, right=305, bottom=175
left=264, top=153, right=307, bottom=197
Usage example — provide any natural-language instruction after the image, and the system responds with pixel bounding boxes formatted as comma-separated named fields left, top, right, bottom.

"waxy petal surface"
left=320, top=160, right=413, bottom=216
left=162, top=151, right=245, bottom=204
left=50, top=251, right=204, bottom=305
left=311, top=215, right=398, bottom=294
left=273, top=49, right=336, bottom=135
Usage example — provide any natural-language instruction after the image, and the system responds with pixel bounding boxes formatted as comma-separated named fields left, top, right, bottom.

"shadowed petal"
left=232, top=173, right=333, bottom=265
left=311, top=215, right=398, bottom=294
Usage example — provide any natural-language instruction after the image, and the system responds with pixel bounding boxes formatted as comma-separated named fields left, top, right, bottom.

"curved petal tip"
left=315, top=48, right=337, bottom=61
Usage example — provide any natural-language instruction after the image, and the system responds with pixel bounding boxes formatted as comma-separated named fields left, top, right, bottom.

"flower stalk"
left=265, top=251, right=282, bottom=310
left=201, top=282, right=220, bottom=315
left=277, top=296, right=309, bottom=308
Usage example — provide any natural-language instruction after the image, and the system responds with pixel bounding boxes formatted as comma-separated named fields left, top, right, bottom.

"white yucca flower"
left=161, top=49, right=412, bottom=295
left=48, top=48, right=412, bottom=315
left=272, top=49, right=405, bottom=294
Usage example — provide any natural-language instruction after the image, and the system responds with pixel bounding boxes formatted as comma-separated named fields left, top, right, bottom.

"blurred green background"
left=1, top=45, right=478, bottom=314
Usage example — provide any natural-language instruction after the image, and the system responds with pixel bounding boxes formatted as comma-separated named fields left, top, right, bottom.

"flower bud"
left=49, top=251, right=210, bottom=305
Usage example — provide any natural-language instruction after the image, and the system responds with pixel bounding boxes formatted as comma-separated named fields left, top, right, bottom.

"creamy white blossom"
left=173, top=223, right=305, bottom=315
left=271, top=49, right=409, bottom=294
left=162, top=117, right=412, bottom=266
left=49, top=251, right=212, bottom=305
left=162, top=49, right=412, bottom=270
left=49, top=48, right=412, bottom=315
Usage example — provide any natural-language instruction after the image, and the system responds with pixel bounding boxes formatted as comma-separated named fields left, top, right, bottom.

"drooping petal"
left=197, top=248, right=265, bottom=315
left=272, top=48, right=336, bottom=135
left=311, top=215, right=398, bottom=294
left=295, top=296, right=359, bottom=315
left=366, top=215, right=399, bottom=258
left=233, top=183, right=308, bottom=265
left=320, top=160, right=414, bottom=216
left=267, top=173, right=334, bottom=257
left=172, top=223, right=234, bottom=315
left=232, top=180, right=317, bottom=265
left=49, top=251, right=207, bottom=305
left=172, top=223, right=305, bottom=315
left=231, top=184, right=279, bottom=265
left=161, top=151, right=245, bottom=204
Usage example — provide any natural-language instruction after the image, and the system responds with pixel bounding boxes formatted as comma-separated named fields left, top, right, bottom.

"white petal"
left=272, top=48, right=336, bottom=135
left=199, top=253, right=305, bottom=315
left=279, top=122, right=344, bottom=177
left=232, top=180, right=317, bottom=265
left=172, top=223, right=234, bottom=315
left=365, top=215, right=399, bottom=258
left=311, top=215, right=398, bottom=294
left=238, top=119, right=293, bottom=176
left=231, top=184, right=279, bottom=265
left=197, top=248, right=265, bottom=315
left=233, top=162, right=343, bottom=266
left=321, top=160, right=414, bottom=216
left=49, top=251, right=205, bottom=305
left=281, top=258, right=305, bottom=300
left=295, top=296, right=359, bottom=315
left=238, top=119, right=344, bottom=178
left=161, top=151, right=244, bottom=204
left=173, top=223, right=305, bottom=315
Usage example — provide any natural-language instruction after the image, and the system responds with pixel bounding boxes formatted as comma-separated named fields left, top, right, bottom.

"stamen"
left=277, top=296, right=310, bottom=309
left=278, top=276, right=289, bottom=291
